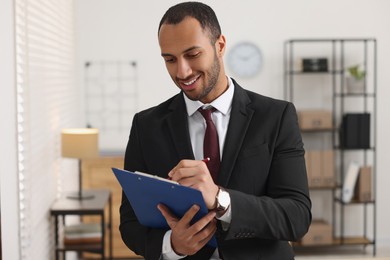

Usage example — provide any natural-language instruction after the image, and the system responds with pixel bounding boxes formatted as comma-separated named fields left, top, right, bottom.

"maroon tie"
left=199, top=107, right=220, bottom=182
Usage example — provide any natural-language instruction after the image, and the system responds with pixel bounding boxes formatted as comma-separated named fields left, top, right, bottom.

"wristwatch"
left=215, top=187, right=230, bottom=214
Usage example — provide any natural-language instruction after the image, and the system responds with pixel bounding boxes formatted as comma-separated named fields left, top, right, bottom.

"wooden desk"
left=50, top=189, right=112, bottom=260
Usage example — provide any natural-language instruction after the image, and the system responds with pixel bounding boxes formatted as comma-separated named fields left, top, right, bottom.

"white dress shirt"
left=161, top=77, right=234, bottom=260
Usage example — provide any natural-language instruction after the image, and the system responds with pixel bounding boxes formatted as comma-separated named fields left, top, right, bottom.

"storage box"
left=305, top=150, right=335, bottom=187
left=298, top=110, right=332, bottom=130
left=306, top=151, right=322, bottom=187
left=301, top=58, right=328, bottom=72
left=321, top=150, right=335, bottom=186
left=354, top=166, right=372, bottom=202
left=301, top=220, right=332, bottom=246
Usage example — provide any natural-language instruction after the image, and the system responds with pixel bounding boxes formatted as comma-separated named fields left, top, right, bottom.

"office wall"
left=75, top=0, right=390, bottom=249
left=0, top=0, right=20, bottom=258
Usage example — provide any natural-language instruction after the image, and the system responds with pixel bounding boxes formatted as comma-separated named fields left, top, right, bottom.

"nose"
left=176, top=58, right=192, bottom=79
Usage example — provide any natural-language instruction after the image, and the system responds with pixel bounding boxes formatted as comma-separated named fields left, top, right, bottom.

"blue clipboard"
left=112, top=167, right=217, bottom=247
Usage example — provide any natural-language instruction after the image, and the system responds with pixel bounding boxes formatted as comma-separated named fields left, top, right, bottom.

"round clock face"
left=227, top=42, right=263, bottom=78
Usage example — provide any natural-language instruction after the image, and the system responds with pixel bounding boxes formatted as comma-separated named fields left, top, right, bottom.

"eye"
left=165, top=58, right=175, bottom=63
left=162, top=56, right=176, bottom=63
left=185, top=52, right=200, bottom=59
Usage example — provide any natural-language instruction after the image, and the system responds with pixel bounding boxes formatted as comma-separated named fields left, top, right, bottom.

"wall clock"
left=227, top=42, right=263, bottom=78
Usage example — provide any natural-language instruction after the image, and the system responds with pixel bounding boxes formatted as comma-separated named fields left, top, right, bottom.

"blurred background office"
left=1, top=0, right=390, bottom=259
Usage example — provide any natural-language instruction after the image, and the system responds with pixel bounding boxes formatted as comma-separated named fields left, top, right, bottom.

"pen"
left=202, top=157, right=210, bottom=163
left=168, top=158, right=211, bottom=180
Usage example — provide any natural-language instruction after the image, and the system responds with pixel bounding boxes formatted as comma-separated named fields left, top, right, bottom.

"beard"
left=197, top=54, right=220, bottom=101
left=182, top=52, right=221, bottom=102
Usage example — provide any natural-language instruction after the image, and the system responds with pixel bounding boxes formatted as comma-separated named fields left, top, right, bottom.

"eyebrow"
left=161, top=46, right=202, bottom=57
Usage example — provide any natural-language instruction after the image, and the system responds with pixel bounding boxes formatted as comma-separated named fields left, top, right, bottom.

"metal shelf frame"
left=284, top=38, right=377, bottom=255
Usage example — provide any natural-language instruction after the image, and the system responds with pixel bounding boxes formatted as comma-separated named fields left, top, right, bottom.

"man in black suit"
left=120, top=2, right=311, bottom=259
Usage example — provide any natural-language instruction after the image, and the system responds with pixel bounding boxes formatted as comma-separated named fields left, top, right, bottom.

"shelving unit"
left=284, top=38, right=376, bottom=255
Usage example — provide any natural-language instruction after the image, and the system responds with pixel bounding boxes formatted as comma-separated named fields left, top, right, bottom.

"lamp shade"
left=61, top=128, right=99, bottom=159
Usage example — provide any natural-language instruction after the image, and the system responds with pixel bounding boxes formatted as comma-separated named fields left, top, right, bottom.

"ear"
left=215, top=34, right=226, bottom=57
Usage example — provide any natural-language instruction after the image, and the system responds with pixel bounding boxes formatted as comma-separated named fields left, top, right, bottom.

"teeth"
left=183, top=77, right=197, bottom=86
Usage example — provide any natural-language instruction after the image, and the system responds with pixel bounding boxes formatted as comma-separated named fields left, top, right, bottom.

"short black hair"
left=158, top=1, right=222, bottom=44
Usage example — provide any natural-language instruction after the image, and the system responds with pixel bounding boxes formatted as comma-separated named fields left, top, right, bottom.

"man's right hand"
left=157, top=203, right=217, bottom=256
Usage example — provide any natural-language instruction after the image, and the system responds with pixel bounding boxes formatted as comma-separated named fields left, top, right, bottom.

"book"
left=342, top=161, right=360, bottom=203
left=111, top=167, right=217, bottom=247
left=65, top=233, right=101, bottom=239
left=64, top=236, right=102, bottom=245
left=64, top=223, right=101, bottom=235
left=64, top=223, right=102, bottom=245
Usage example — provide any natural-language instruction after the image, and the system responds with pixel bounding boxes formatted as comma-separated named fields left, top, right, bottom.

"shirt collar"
left=184, top=76, right=234, bottom=116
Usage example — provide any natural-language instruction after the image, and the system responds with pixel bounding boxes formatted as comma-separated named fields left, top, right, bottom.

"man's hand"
left=168, top=159, right=219, bottom=209
left=157, top=203, right=217, bottom=256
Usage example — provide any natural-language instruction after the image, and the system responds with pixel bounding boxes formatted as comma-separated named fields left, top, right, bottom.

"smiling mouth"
left=183, top=76, right=198, bottom=85
left=180, top=75, right=200, bottom=88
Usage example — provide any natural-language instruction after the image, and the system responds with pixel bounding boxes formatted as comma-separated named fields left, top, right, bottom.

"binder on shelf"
left=111, top=167, right=217, bottom=247
left=342, top=161, right=360, bottom=203
left=340, top=113, right=370, bottom=149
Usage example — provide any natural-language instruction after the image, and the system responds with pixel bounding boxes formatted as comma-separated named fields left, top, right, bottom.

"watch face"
left=217, top=188, right=230, bottom=210
left=227, top=42, right=262, bottom=78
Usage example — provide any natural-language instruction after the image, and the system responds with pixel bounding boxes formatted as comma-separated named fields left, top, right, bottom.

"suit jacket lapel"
left=166, top=93, right=195, bottom=160
left=218, top=82, right=253, bottom=186
left=165, top=85, right=253, bottom=186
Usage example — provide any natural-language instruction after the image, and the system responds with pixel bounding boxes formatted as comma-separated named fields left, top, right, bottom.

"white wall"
left=0, top=0, right=21, bottom=258
left=75, top=0, right=390, bottom=250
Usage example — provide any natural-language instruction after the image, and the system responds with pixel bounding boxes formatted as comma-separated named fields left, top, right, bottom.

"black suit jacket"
left=120, top=80, right=312, bottom=260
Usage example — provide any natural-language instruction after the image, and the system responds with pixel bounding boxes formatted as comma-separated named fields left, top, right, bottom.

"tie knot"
left=198, top=107, right=216, bottom=121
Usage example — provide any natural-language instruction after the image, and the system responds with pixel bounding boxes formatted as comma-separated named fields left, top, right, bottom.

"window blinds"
left=14, top=0, right=78, bottom=258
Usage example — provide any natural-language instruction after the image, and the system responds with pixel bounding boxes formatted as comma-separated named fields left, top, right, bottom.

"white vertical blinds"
left=14, top=0, right=78, bottom=259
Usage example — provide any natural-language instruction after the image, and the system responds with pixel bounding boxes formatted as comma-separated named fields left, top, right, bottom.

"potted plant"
left=346, top=64, right=365, bottom=93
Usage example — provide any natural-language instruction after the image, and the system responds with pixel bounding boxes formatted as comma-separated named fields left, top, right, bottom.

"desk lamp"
left=61, top=128, right=99, bottom=200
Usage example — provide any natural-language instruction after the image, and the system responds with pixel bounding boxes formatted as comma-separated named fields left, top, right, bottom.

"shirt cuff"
left=161, top=230, right=187, bottom=260
left=216, top=200, right=232, bottom=231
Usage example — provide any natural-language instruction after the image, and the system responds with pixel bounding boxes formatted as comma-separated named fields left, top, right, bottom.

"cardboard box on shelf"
left=298, top=110, right=332, bottom=130
left=301, top=220, right=333, bottom=246
left=322, top=150, right=335, bottom=186
left=354, top=166, right=372, bottom=202
left=306, top=151, right=322, bottom=187
left=305, top=150, right=335, bottom=188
